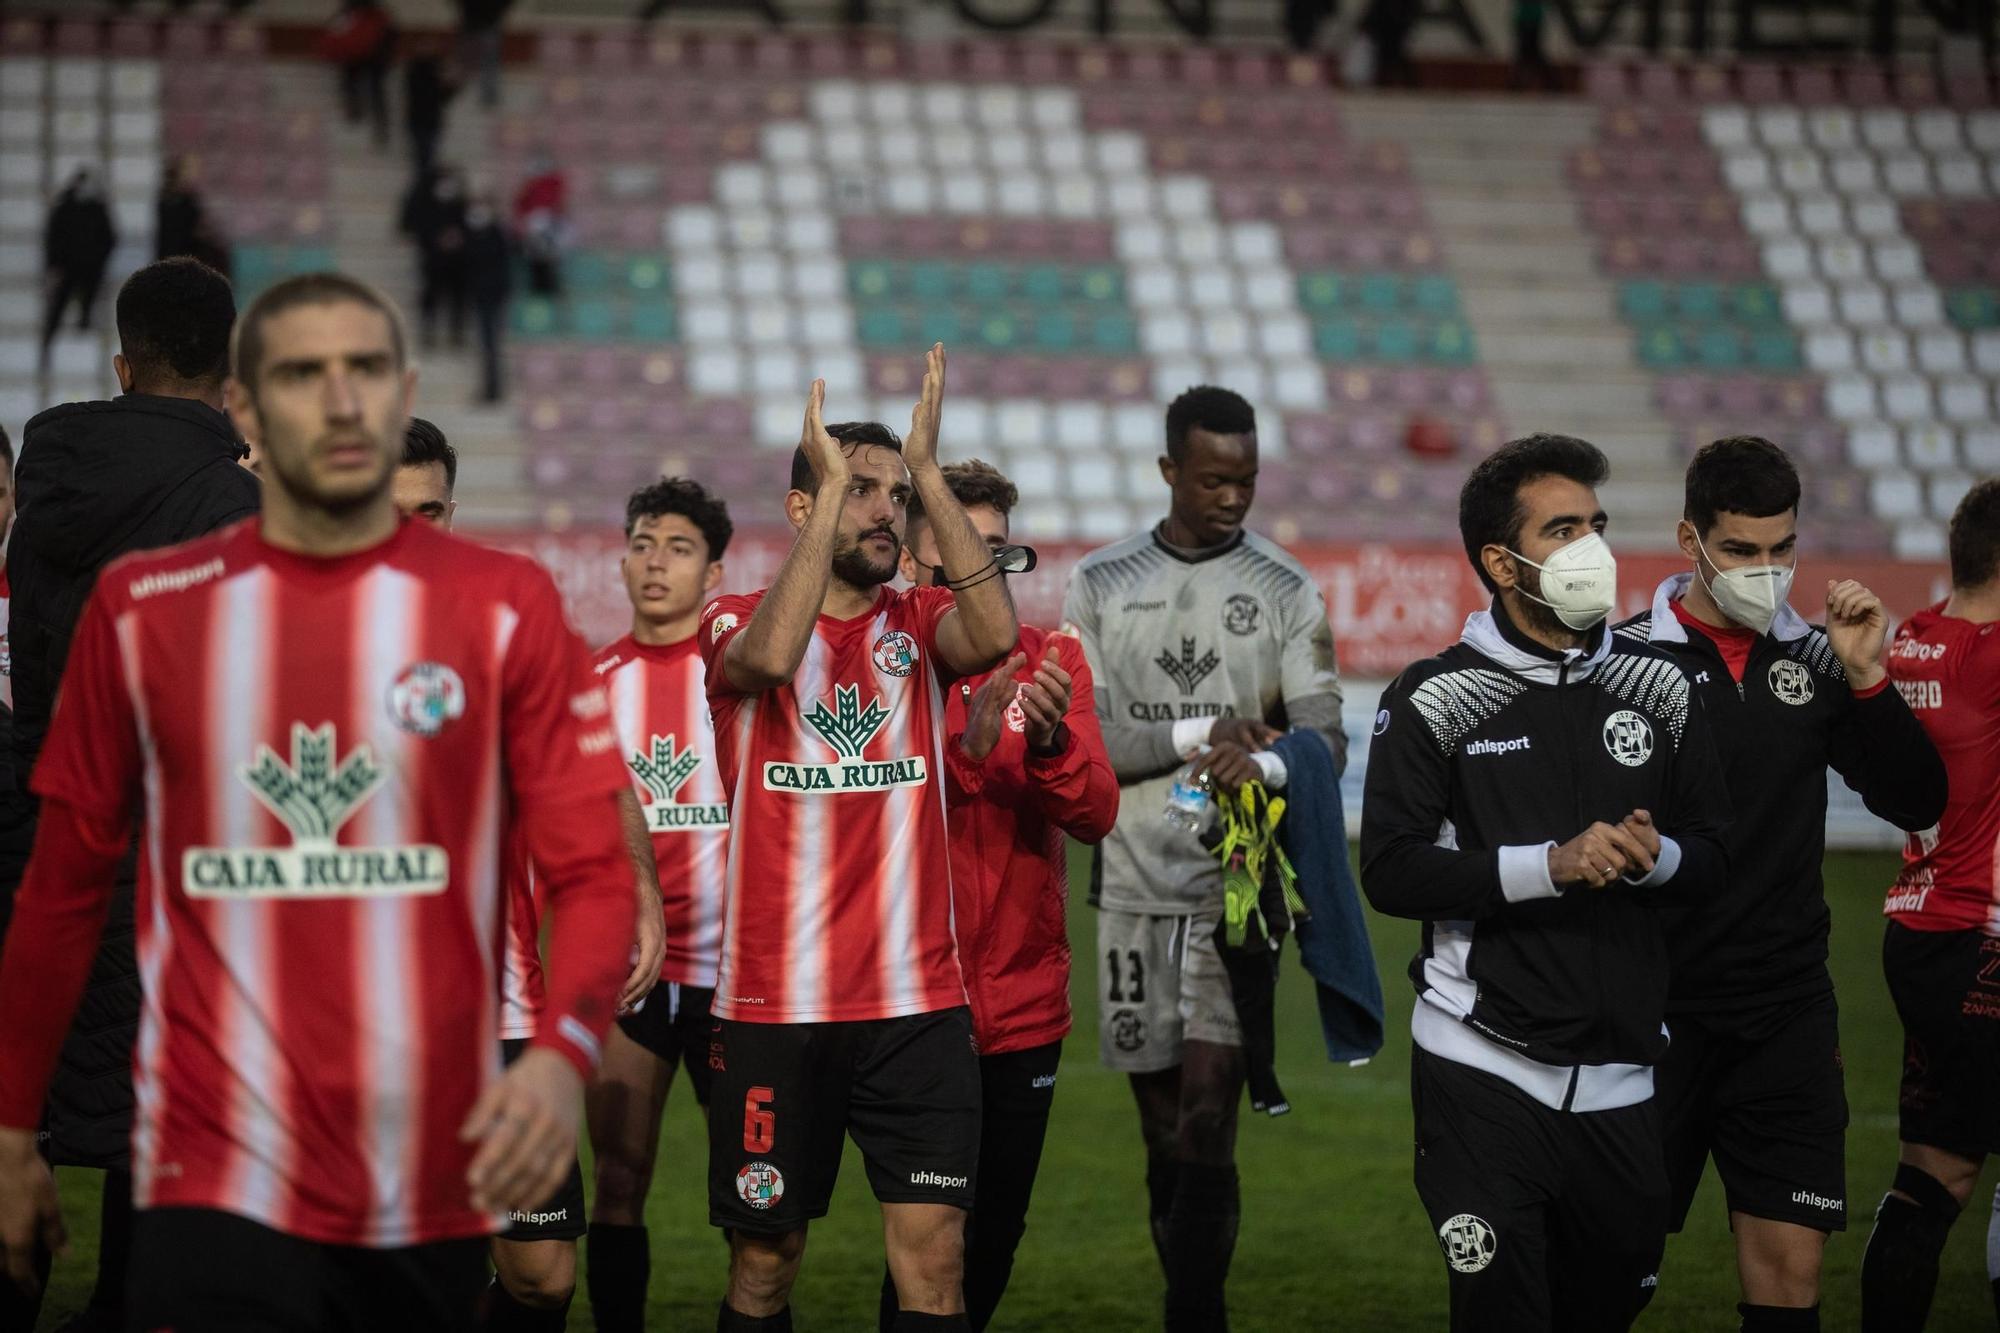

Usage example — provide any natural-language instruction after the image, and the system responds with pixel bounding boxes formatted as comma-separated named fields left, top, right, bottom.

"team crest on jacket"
left=736, top=1161, right=785, bottom=1210
left=1438, top=1214, right=1497, bottom=1273
left=629, top=734, right=730, bottom=832
left=763, top=684, right=928, bottom=793
left=1768, top=658, right=1815, bottom=706
left=387, top=662, right=466, bottom=737
left=873, top=630, right=919, bottom=677
left=184, top=723, right=448, bottom=898
left=1602, top=709, right=1654, bottom=767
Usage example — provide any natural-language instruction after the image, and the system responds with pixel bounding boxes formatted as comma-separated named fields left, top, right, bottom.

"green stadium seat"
left=909, top=262, right=956, bottom=303
left=1731, top=282, right=1781, bottom=325
left=976, top=311, right=1022, bottom=351
left=1695, top=325, right=1746, bottom=370
left=512, top=297, right=561, bottom=338
left=628, top=300, right=676, bottom=343
left=289, top=246, right=335, bottom=273
left=1313, top=316, right=1363, bottom=360
left=1675, top=281, right=1724, bottom=323
left=1945, top=287, right=1999, bottom=329
left=1299, top=272, right=1344, bottom=312
left=570, top=298, right=618, bottom=340
left=1637, top=325, right=1686, bottom=369
left=1031, top=310, right=1077, bottom=353
left=856, top=307, right=906, bottom=348
left=1748, top=328, right=1800, bottom=371
left=625, top=255, right=671, bottom=294
left=1091, top=312, right=1137, bottom=354
left=1619, top=280, right=1670, bottom=323
left=917, top=307, right=964, bottom=346
left=1358, top=274, right=1403, bottom=315
left=1411, top=275, right=1459, bottom=317
left=1021, top=264, right=1067, bottom=305
left=566, top=253, right=614, bottom=295
left=1426, top=319, right=1476, bottom=365
left=1076, top=265, right=1123, bottom=304
left=1371, top=317, right=1422, bottom=363
left=964, top=263, right=1012, bottom=304
left=850, top=261, right=897, bottom=300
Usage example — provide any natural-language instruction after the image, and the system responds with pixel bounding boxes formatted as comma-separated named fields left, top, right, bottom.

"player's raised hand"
left=461, top=1045, right=582, bottom=1215
left=960, top=652, right=1025, bottom=762
left=0, top=1127, right=62, bottom=1299
left=798, top=379, right=850, bottom=492
left=1825, top=578, right=1888, bottom=691
left=903, top=343, right=948, bottom=475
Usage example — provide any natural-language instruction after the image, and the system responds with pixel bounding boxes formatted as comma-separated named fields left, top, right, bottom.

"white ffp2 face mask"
left=1693, top=531, right=1795, bottom=636
left=1508, top=532, right=1618, bottom=631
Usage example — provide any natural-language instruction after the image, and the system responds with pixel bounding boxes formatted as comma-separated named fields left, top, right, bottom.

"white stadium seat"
left=1030, top=87, right=1079, bottom=130
left=1868, top=472, right=1923, bottom=520
left=1963, top=426, right=2000, bottom=470
left=1916, top=329, right=1969, bottom=374
left=1111, top=404, right=1157, bottom=454
left=1255, top=312, right=1312, bottom=358
left=1199, top=310, right=1252, bottom=357
left=1880, top=151, right=1933, bottom=194
left=1703, top=105, right=1752, bottom=149
left=1903, top=424, right=1957, bottom=470
left=1825, top=373, right=1880, bottom=421
left=1172, top=221, right=1223, bottom=264
left=1860, top=108, right=1910, bottom=150
left=1804, top=329, right=1856, bottom=373
left=1009, top=450, right=1061, bottom=500
left=1846, top=421, right=1899, bottom=469
left=1782, top=281, right=1834, bottom=326
left=930, top=126, right=978, bottom=171
left=1828, top=152, right=1882, bottom=193
left=1928, top=473, right=1974, bottom=520
left=747, top=346, right=802, bottom=395
left=1137, top=310, right=1194, bottom=357
left=1892, top=522, right=1947, bottom=561
left=1880, top=375, right=1935, bottom=423
left=1240, top=267, right=1295, bottom=314
left=1776, top=149, right=1825, bottom=192
left=1053, top=402, right=1108, bottom=454
left=1939, top=376, right=1993, bottom=423
left=1913, top=109, right=1963, bottom=152
left=1869, top=240, right=1922, bottom=283
left=1838, top=282, right=1889, bottom=326
left=1756, top=107, right=1806, bottom=149
left=1860, top=330, right=1909, bottom=376
left=1972, top=330, right=2000, bottom=375
left=1724, top=150, right=1773, bottom=193
left=1807, top=108, right=1858, bottom=150
left=1186, top=269, right=1239, bottom=310
left=1795, top=194, right=1846, bottom=236
left=1742, top=193, right=1793, bottom=236
left=1764, top=238, right=1814, bottom=281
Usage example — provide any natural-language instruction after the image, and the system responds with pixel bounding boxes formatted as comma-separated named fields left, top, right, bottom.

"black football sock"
left=586, top=1223, right=650, bottom=1333
left=485, top=1278, right=572, bottom=1333
left=890, top=1313, right=971, bottom=1331
left=1861, top=1165, right=1961, bottom=1333
left=1163, top=1161, right=1238, bottom=1333
left=1145, top=1154, right=1179, bottom=1273
left=717, top=1301, right=793, bottom=1332
left=877, top=1265, right=899, bottom=1333
left=1738, top=1302, right=1819, bottom=1332
left=80, top=1168, right=133, bottom=1321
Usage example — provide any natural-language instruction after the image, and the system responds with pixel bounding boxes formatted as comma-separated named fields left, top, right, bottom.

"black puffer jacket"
left=4, top=392, right=257, bottom=1168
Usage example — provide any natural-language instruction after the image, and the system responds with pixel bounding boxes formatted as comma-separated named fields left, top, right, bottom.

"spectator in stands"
left=403, top=33, right=461, bottom=182
left=464, top=191, right=512, bottom=404
left=400, top=165, right=471, bottom=349
left=4, top=256, right=258, bottom=1333
left=320, top=0, right=396, bottom=148
left=512, top=150, right=568, bottom=298
left=455, top=0, right=515, bottom=109
left=154, top=156, right=230, bottom=281
left=1359, top=0, right=1419, bottom=86
left=1510, top=0, right=1557, bottom=90
left=39, top=168, right=118, bottom=368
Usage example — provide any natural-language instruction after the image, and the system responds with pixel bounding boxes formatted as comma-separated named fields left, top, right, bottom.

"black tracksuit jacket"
left=1616, top=575, right=1947, bottom=1012
left=1361, top=601, right=1731, bottom=1102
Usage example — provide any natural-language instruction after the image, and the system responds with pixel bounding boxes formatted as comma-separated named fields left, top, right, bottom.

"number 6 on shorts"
left=742, top=1085, right=775, bottom=1153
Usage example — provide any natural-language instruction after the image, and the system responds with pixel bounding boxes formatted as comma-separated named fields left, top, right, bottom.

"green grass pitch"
left=36, top=849, right=1995, bottom=1330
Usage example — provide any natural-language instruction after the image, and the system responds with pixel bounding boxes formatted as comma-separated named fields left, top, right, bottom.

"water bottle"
left=1163, top=757, right=1214, bottom=834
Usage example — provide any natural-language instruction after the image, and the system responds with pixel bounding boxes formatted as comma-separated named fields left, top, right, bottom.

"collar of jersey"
left=1149, top=523, right=1245, bottom=565
left=1642, top=572, right=1811, bottom=647
left=1459, top=602, right=1611, bottom=685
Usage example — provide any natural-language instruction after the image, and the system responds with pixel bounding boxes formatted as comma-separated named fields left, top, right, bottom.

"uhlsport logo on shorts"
left=736, top=1161, right=785, bottom=1210
left=387, top=661, right=466, bottom=737
left=1438, top=1213, right=1497, bottom=1273
left=1768, top=657, right=1815, bottom=706
left=1602, top=710, right=1653, bottom=767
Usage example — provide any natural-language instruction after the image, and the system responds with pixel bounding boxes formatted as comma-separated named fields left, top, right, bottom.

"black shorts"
left=1884, top=921, right=2000, bottom=1159
left=617, top=981, right=716, bottom=1105
left=1658, top=991, right=1849, bottom=1233
left=706, top=1007, right=981, bottom=1234
left=128, top=1206, right=488, bottom=1332
left=1411, top=1048, right=1668, bottom=1333
left=497, top=1039, right=587, bottom=1241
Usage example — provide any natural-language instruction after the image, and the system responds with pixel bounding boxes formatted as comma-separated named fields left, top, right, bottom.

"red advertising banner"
left=483, top=530, right=1953, bottom=680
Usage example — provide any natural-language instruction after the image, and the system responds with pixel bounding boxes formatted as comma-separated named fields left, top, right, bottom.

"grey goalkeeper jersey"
left=1060, top=525, right=1342, bottom=914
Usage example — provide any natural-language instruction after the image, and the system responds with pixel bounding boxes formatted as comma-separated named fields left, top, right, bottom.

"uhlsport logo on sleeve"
left=183, top=722, right=448, bottom=897
left=763, top=684, right=928, bottom=793
left=629, top=734, right=730, bottom=832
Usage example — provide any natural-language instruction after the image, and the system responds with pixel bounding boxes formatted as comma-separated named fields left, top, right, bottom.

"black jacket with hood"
left=4, top=392, right=257, bottom=1168
left=1360, top=599, right=1731, bottom=1114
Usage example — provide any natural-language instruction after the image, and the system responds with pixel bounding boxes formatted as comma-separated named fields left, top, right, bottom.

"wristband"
left=1171, top=717, right=1215, bottom=757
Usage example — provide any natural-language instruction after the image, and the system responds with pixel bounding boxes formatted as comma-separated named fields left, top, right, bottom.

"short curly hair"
left=625, top=476, right=733, bottom=561
left=908, top=459, right=1018, bottom=526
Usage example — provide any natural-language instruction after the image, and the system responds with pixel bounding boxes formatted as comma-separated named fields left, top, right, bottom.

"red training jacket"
left=942, top=624, right=1118, bottom=1055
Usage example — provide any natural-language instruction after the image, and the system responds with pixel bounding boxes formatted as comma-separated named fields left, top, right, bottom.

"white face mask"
left=1694, top=531, right=1794, bottom=635
left=1508, top=532, right=1618, bottom=631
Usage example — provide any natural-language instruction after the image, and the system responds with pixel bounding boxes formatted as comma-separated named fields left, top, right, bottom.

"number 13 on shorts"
left=743, top=1086, right=776, bottom=1153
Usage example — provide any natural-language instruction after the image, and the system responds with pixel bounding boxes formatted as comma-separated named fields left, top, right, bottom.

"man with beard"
left=698, top=348, right=1017, bottom=1333
left=1360, top=433, right=1731, bottom=1332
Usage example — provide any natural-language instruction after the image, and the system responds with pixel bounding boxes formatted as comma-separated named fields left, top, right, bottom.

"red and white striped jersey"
left=497, top=634, right=730, bottom=1038
left=29, top=518, right=628, bottom=1247
left=1885, top=602, right=2000, bottom=934
left=700, top=586, right=966, bottom=1024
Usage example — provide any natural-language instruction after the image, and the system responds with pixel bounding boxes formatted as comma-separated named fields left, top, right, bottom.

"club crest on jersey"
left=1602, top=709, right=1654, bottom=767
left=183, top=723, right=448, bottom=898
left=1222, top=594, right=1261, bottom=636
left=629, top=734, right=730, bottom=831
left=872, top=630, right=919, bottom=678
left=736, top=1161, right=784, bottom=1210
left=1768, top=658, right=1815, bottom=706
left=386, top=662, right=466, bottom=737
left=710, top=612, right=738, bottom=642
left=763, top=684, right=927, bottom=793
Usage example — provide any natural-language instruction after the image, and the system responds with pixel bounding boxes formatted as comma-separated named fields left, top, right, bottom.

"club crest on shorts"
left=1602, top=709, right=1653, bottom=767
left=873, top=630, right=918, bottom=678
left=1768, top=658, right=1814, bottom=706
left=1111, top=1007, right=1147, bottom=1053
left=736, top=1161, right=785, bottom=1210
left=1438, top=1213, right=1497, bottom=1273
left=387, top=662, right=466, bottom=738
